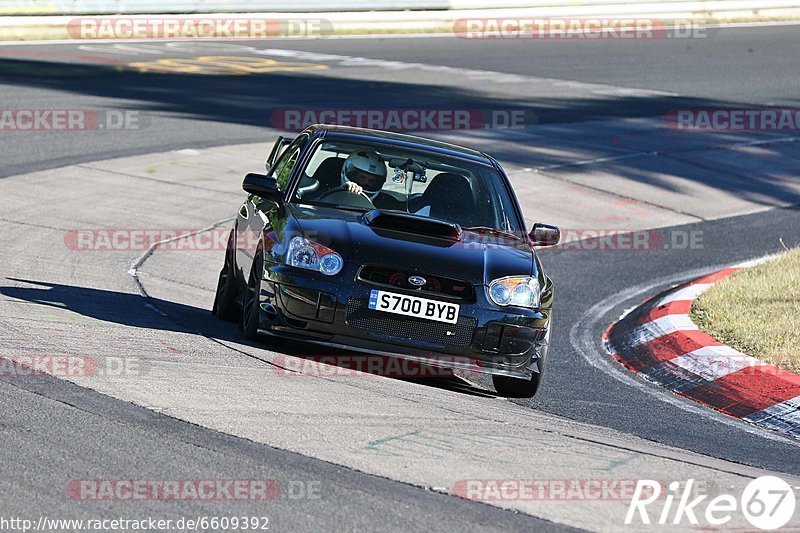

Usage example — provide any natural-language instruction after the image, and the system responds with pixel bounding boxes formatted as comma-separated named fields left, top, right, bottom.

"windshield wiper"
left=462, top=226, right=523, bottom=240
left=294, top=200, right=369, bottom=212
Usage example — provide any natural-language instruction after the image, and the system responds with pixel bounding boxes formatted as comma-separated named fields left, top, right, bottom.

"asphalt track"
left=1, top=25, right=800, bottom=531
left=4, top=24, right=800, bottom=177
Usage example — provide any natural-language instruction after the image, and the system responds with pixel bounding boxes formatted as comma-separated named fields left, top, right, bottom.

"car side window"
left=272, top=148, right=299, bottom=190
left=268, top=134, right=309, bottom=190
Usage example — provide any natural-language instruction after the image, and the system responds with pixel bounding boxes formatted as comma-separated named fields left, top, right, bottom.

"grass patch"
left=691, top=248, right=800, bottom=373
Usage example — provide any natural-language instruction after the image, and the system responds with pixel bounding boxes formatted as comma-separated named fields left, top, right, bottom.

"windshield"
left=292, top=140, right=522, bottom=232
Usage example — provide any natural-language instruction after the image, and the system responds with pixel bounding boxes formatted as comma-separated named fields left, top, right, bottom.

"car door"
left=235, top=135, right=309, bottom=280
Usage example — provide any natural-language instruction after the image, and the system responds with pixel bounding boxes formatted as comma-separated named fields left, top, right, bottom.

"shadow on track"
left=2, top=54, right=799, bottom=210
left=0, top=277, right=494, bottom=397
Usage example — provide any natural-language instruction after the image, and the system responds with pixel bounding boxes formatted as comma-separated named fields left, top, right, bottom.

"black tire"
left=241, top=251, right=263, bottom=340
left=492, top=372, right=542, bottom=399
left=212, top=231, right=239, bottom=322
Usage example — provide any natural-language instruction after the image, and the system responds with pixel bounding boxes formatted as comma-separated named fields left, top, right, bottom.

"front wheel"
left=241, top=251, right=263, bottom=340
left=492, top=372, right=542, bottom=399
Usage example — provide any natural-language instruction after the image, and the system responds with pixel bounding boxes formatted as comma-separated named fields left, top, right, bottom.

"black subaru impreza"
left=213, top=125, right=560, bottom=397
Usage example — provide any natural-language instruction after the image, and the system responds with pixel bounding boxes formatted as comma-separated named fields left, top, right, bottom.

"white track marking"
left=657, top=282, right=714, bottom=303
left=624, top=314, right=698, bottom=346
left=253, top=48, right=679, bottom=96
left=78, top=42, right=258, bottom=55
left=734, top=254, right=782, bottom=268
left=671, top=346, right=763, bottom=381
left=128, top=217, right=234, bottom=302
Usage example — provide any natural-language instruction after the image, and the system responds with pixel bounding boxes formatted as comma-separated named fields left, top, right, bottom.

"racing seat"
left=312, top=157, right=346, bottom=193
left=412, top=173, right=476, bottom=227
left=296, top=175, right=320, bottom=198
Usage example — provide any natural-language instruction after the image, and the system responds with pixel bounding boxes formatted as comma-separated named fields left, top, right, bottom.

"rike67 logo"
left=626, top=476, right=796, bottom=530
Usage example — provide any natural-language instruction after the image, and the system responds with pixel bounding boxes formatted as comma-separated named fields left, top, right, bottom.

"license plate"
left=368, top=289, right=459, bottom=324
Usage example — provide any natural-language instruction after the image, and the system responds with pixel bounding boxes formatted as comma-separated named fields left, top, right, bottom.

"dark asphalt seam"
left=0, top=364, right=579, bottom=531
left=0, top=217, right=73, bottom=232
left=0, top=135, right=269, bottom=180
left=409, top=400, right=762, bottom=480
left=75, top=163, right=244, bottom=196
left=657, top=148, right=800, bottom=188
left=137, top=271, right=222, bottom=293
left=128, top=217, right=235, bottom=300
left=532, top=167, right=707, bottom=222
left=126, top=217, right=296, bottom=370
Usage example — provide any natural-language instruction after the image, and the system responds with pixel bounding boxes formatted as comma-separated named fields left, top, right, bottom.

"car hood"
left=288, top=204, right=535, bottom=285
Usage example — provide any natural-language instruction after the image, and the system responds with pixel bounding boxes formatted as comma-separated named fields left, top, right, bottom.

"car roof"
left=302, top=124, right=494, bottom=165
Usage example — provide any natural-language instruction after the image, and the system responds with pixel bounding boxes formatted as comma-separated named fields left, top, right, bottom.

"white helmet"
left=340, top=150, right=387, bottom=199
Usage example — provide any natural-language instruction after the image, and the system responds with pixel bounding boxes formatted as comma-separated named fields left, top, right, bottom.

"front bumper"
left=257, top=263, right=552, bottom=379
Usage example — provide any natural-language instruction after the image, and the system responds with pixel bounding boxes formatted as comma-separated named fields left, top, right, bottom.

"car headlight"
left=488, top=276, right=541, bottom=308
left=286, top=236, right=344, bottom=276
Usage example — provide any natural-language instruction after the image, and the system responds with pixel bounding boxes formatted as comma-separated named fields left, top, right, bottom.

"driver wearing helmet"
left=341, top=150, right=401, bottom=209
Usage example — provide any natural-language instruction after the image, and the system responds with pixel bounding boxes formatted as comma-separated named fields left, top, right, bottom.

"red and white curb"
left=604, top=256, right=800, bottom=438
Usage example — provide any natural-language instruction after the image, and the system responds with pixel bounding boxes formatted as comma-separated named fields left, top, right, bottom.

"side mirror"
left=530, top=223, right=561, bottom=247
left=265, top=136, right=292, bottom=172
left=243, top=173, right=281, bottom=201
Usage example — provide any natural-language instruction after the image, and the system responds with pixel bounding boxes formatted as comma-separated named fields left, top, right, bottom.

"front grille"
left=346, top=298, right=476, bottom=347
left=358, top=265, right=475, bottom=300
